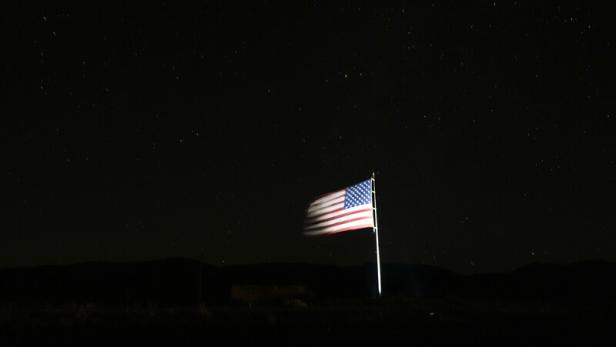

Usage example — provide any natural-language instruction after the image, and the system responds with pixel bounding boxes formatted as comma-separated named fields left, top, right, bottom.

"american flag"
left=304, top=179, right=375, bottom=236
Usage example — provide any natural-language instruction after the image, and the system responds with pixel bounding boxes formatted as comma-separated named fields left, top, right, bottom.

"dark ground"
left=1, top=260, right=615, bottom=346
left=1, top=299, right=614, bottom=346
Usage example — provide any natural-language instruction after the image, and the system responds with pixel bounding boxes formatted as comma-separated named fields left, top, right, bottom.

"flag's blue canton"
left=344, top=179, right=373, bottom=209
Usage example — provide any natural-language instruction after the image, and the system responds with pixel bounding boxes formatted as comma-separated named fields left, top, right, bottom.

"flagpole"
left=371, top=172, right=382, bottom=297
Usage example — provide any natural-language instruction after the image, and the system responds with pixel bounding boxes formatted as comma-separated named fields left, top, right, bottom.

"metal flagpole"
left=371, top=172, right=382, bottom=297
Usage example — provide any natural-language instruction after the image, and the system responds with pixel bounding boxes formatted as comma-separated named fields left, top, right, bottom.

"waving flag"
left=304, top=179, right=374, bottom=236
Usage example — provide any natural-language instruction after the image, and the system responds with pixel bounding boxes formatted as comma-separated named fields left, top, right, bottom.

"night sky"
left=4, top=2, right=614, bottom=273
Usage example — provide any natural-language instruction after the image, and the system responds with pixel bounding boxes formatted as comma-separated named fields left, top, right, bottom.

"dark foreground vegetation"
left=1, top=298, right=614, bottom=346
left=1, top=260, right=614, bottom=346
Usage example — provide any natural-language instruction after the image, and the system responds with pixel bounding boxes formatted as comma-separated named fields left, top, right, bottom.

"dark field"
left=1, top=298, right=614, bottom=346
left=1, top=260, right=615, bottom=346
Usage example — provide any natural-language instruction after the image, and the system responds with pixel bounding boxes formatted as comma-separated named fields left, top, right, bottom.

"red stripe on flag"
left=304, top=207, right=373, bottom=227
left=328, top=223, right=374, bottom=234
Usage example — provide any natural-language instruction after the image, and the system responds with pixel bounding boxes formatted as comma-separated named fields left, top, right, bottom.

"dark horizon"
left=2, top=257, right=616, bottom=312
left=5, top=2, right=614, bottom=274
left=1, top=249, right=613, bottom=277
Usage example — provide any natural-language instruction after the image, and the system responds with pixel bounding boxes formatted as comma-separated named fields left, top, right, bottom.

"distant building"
left=230, top=285, right=313, bottom=303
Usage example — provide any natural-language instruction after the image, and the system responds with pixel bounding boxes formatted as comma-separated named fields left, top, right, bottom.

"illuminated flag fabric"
left=304, top=179, right=374, bottom=236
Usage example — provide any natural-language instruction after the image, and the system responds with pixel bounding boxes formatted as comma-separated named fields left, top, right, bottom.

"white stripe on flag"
left=309, top=190, right=345, bottom=206
left=305, top=210, right=374, bottom=230
left=305, top=204, right=369, bottom=223
left=306, top=196, right=345, bottom=213
left=306, top=202, right=345, bottom=217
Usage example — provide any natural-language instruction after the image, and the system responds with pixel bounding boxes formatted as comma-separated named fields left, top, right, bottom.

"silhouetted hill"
left=1, top=259, right=615, bottom=305
left=452, top=260, right=616, bottom=301
left=0, top=258, right=220, bottom=305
